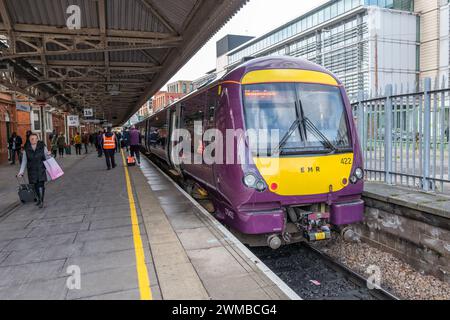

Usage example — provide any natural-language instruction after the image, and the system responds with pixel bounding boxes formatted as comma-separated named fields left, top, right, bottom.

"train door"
left=168, top=104, right=182, bottom=174
left=203, top=88, right=218, bottom=187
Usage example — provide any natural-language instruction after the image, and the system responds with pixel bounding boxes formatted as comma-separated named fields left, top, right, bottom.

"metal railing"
left=352, top=78, right=450, bottom=193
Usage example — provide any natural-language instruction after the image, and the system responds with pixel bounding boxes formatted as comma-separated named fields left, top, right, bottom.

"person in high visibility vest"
left=101, top=127, right=119, bottom=170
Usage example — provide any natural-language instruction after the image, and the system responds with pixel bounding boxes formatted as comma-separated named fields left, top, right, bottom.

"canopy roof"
left=0, top=0, right=247, bottom=125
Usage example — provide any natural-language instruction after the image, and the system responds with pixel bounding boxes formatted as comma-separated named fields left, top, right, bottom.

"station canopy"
left=0, top=0, right=247, bottom=125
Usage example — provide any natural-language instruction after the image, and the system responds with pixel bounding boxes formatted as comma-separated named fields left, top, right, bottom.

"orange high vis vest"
left=103, top=134, right=116, bottom=150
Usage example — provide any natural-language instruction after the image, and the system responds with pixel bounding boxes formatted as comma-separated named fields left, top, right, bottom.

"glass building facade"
left=225, top=0, right=415, bottom=97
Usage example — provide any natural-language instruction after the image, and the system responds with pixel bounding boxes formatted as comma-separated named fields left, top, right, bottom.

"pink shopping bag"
left=43, top=158, right=64, bottom=180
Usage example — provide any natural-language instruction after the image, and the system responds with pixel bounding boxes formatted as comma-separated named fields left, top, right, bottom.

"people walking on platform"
left=73, top=132, right=82, bottom=155
left=17, top=133, right=51, bottom=209
left=96, top=130, right=103, bottom=158
left=116, top=131, right=122, bottom=153
left=82, top=132, right=90, bottom=154
left=101, top=127, right=119, bottom=170
left=129, top=126, right=142, bottom=166
left=8, top=132, right=23, bottom=165
left=57, top=133, right=66, bottom=158
left=89, top=133, right=95, bottom=146
left=50, top=133, right=58, bottom=158
left=24, top=130, right=32, bottom=149
left=122, top=128, right=130, bottom=152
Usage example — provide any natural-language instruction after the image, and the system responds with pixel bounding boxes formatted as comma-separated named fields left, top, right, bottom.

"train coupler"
left=299, top=211, right=332, bottom=242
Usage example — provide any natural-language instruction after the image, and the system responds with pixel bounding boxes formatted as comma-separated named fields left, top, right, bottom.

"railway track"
left=143, top=153, right=399, bottom=300
left=251, top=242, right=399, bottom=300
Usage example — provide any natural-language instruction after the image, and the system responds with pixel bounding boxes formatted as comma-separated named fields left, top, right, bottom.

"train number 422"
left=341, top=158, right=352, bottom=165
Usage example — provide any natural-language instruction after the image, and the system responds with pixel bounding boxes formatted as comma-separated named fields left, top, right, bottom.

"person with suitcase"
left=129, top=125, right=142, bottom=166
left=17, top=133, right=52, bottom=209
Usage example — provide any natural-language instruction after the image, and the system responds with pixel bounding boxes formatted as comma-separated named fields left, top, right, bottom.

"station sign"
left=67, top=115, right=80, bottom=127
left=83, top=108, right=94, bottom=117
left=83, top=119, right=102, bottom=124
left=16, top=102, right=31, bottom=112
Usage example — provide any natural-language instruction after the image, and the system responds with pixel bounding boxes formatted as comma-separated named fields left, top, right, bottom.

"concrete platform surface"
left=0, top=150, right=295, bottom=300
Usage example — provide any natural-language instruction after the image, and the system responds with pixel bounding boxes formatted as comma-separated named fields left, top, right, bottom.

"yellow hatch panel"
left=241, top=69, right=338, bottom=86
left=253, top=153, right=354, bottom=196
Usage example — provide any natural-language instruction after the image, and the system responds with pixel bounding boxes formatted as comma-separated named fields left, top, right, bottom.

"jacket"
left=56, top=135, right=66, bottom=147
left=73, top=135, right=82, bottom=144
left=101, top=132, right=119, bottom=150
left=8, top=136, right=23, bottom=150
left=129, top=129, right=141, bottom=146
left=19, top=141, right=51, bottom=184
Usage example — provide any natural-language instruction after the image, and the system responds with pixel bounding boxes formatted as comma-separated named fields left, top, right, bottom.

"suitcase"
left=65, top=146, right=72, bottom=155
left=127, top=155, right=136, bottom=166
left=17, top=176, right=36, bottom=203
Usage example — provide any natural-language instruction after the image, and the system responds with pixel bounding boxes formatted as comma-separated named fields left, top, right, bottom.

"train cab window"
left=243, top=83, right=301, bottom=155
left=243, top=82, right=351, bottom=156
left=296, top=83, right=350, bottom=149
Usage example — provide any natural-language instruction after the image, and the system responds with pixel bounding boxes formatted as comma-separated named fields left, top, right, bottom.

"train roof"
left=224, top=56, right=340, bottom=83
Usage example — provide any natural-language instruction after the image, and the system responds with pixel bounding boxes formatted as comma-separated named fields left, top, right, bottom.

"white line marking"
left=139, top=157, right=302, bottom=300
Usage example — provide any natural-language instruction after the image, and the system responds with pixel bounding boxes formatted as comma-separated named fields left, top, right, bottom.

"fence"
left=352, top=78, right=450, bottom=193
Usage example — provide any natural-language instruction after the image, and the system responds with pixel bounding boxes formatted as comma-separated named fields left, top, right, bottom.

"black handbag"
left=17, top=176, right=36, bottom=203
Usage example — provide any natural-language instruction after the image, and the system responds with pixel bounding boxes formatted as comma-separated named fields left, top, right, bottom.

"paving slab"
left=0, top=153, right=160, bottom=300
left=134, top=159, right=292, bottom=300
left=0, top=152, right=292, bottom=300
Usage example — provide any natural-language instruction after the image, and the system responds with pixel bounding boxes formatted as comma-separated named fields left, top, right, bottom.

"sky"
left=164, top=0, right=330, bottom=89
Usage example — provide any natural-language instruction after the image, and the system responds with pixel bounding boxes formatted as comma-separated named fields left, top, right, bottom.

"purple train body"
left=137, top=56, right=364, bottom=247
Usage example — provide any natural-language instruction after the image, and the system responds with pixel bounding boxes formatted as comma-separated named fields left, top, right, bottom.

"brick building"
left=152, top=91, right=185, bottom=112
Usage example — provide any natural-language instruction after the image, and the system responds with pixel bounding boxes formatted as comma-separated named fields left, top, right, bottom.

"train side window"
left=183, top=93, right=206, bottom=153
left=149, top=112, right=168, bottom=150
left=205, top=88, right=217, bottom=130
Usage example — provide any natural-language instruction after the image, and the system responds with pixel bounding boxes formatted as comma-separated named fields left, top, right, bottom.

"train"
left=136, top=56, right=364, bottom=249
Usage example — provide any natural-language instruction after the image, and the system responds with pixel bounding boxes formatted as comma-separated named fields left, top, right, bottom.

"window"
left=31, top=109, right=41, bottom=132
left=243, top=83, right=350, bottom=155
left=149, top=111, right=168, bottom=150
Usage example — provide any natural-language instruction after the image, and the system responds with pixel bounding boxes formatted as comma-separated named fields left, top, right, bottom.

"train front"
left=228, top=60, right=364, bottom=248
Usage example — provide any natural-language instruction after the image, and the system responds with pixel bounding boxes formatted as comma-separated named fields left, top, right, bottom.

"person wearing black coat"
left=8, top=132, right=23, bottom=165
left=18, top=133, right=51, bottom=209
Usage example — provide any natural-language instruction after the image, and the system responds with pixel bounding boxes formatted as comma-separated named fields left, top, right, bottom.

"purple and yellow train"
left=136, top=56, right=364, bottom=248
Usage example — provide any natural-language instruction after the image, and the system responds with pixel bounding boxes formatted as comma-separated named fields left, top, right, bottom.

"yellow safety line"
left=121, top=150, right=152, bottom=300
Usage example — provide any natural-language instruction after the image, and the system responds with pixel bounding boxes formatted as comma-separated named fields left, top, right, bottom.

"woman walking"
left=17, top=133, right=51, bottom=209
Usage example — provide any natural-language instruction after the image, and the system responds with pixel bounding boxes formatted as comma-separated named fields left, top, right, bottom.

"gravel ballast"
left=315, top=237, right=450, bottom=300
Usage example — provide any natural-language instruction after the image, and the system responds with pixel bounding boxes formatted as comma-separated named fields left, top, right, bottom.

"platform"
left=0, top=149, right=295, bottom=300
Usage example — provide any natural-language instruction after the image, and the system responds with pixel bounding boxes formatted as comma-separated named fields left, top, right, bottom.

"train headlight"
left=255, top=180, right=266, bottom=192
left=355, top=168, right=364, bottom=180
left=349, top=175, right=358, bottom=184
left=243, top=173, right=257, bottom=188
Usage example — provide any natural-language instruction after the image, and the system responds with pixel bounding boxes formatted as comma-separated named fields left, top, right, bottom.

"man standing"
left=8, top=132, right=23, bottom=165
left=101, top=127, right=119, bottom=170
left=57, top=132, right=66, bottom=158
left=129, top=126, right=142, bottom=166
left=73, top=132, right=82, bottom=155
left=96, top=130, right=103, bottom=157
left=82, top=132, right=89, bottom=154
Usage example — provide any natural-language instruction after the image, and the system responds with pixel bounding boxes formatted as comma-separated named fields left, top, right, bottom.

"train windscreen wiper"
left=270, top=118, right=302, bottom=156
left=302, top=117, right=337, bottom=152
